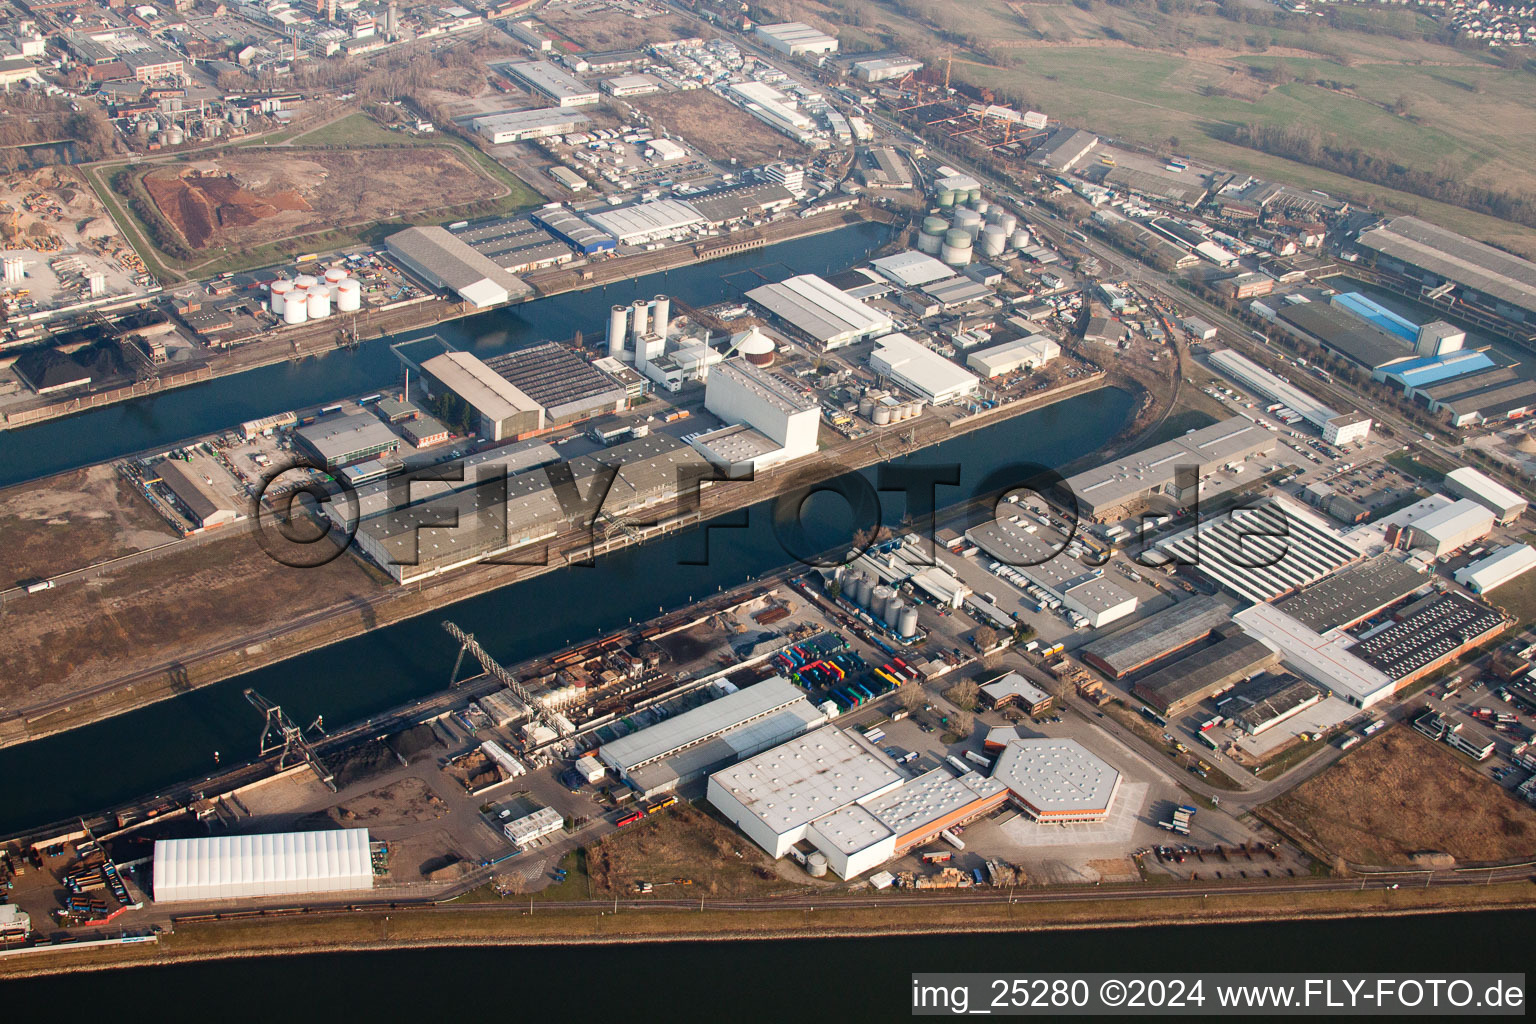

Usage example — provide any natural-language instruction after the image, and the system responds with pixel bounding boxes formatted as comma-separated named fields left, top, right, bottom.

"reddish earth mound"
left=143, top=168, right=313, bottom=249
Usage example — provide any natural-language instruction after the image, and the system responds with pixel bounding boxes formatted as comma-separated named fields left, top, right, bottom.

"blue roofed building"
left=1332, top=292, right=1419, bottom=343
left=1376, top=350, right=1496, bottom=391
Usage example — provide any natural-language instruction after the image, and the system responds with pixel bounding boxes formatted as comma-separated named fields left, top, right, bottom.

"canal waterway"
left=3, top=910, right=1526, bottom=1010
left=0, top=222, right=895, bottom=489
left=0, top=381, right=1133, bottom=834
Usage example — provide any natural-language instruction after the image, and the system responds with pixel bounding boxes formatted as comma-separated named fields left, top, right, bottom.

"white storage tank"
left=899, top=605, right=920, bottom=638
left=1010, top=227, right=1030, bottom=250
left=998, top=212, right=1018, bottom=235
left=607, top=304, right=629, bottom=358
left=2, top=256, right=23, bottom=284
left=306, top=286, right=331, bottom=319
left=323, top=267, right=348, bottom=285
left=807, top=851, right=829, bottom=878
left=293, top=274, right=318, bottom=291
left=652, top=295, right=671, bottom=338
left=872, top=404, right=893, bottom=425
left=974, top=199, right=990, bottom=216
left=883, top=595, right=904, bottom=628
left=871, top=585, right=895, bottom=616
left=283, top=295, right=308, bottom=324
left=981, top=225, right=1008, bottom=257
left=631, top=298, right=649, bottom=338
left=269, top=280, right=293, bottom=316
left=953, top=208, right=982, bottom=238
left=940, top=228, right=973, bottom=267
left=858, top=396, right=875, bottom=419
left=335, top=278, right=361, bottom=312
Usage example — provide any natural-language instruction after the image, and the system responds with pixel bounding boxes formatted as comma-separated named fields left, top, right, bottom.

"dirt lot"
left=140, top=148, right=490, bottom=250
left=0, top=166, right=139, bottom=261
left=537, top=1, right=696, bottom=50
left=585, top=804, right=791, bottom=897
left=0, top=465, right=174, bottom=586
left=1262, top=728, right=1536, bottom=866
left=332, top=778, right=449, bottom=828
left=0, top=532, right=386, bottom=709
left=628, top=91, right=808, bottom=166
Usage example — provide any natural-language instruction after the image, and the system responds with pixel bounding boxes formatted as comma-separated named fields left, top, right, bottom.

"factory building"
left=1271, top=554, right=1428, bottom=634
left=1061, top=415, right=1277, bottom=522
left=530, top=205, right=616, bottom=256
left=1158, top=498, right=1362, bottom=604
left=697, top=360, right=821, bottom=474
left=1233, top=603, right=1398, bottom=708
left=1231, top=677, right=1326, bottom=735
left=451, top=217, right=575, bottom=275
left=472, top=107, right=591, bottom=143
left=868, top=332, right=980, bottom=405
left=295, top=411, right=401, bottom=469
left=1443, top=467, right=1528, bottom=524
left=603, top=73, right=661, bottom=96
left=503, top=806, right=564, bottom=847
left=385, top=226, right=532, bottom=308
left=990, top=739, right=1120, bottom=822
left=1131, top=633, right=1278, bottom=718
left=598, top=678, right=824, bottom=795
left=979, top=672, right=1053, bottom=715
left=1433, top=377, right=1536, bottom=427
left=1206, top=348, right=1370, bottom=443
left=499, top=59, right=600, bottom=106
left=1278, top=301, right=1411, bottom=372
left=853, top=56, right=922, bottom=81
left=859, top=146, right=914, bottom=190
left=869, top=250, right=953, bottom=288
left=1028, top=128, right=1098, bottom=173
left=1356, top=216, right=1536, bottom=325
left=157, top=459, right=240, bottom=529
left=745, top=274, right=894, bottom=349
left=583, top=199, right=707, bottom=246
left=966, top=516, right=1139, bottom=628
left=1404, top=497, right=1495, bottom=558
left=420, top=351, right=544, bottom=442
left=967, top=335, right=1061, bottom=378
left=153, top=829, right=373, bottom=903
left=1455, top=544, right=1536, bottom=594
left=483, top=342, right=628, bottom=427
left=728, top=81, right=815, bottom=140
left=1081, top=594, right=1233, bottom=678
left=329, top=438, right=560, bottom=530
left=1347, top=591, right=1506, bottom=685
left=755, top=21, right=839, bottom=56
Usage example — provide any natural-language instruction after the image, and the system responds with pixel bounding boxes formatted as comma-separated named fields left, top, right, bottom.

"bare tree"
left=952, top=710, right=974, bottom=739
left=946, top=679, right=979, bottom=711
left=972, top=625, right=999, bottom=653
left=898, top=680, right=925, bottom=713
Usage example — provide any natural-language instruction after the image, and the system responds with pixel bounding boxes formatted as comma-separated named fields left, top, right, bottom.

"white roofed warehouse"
left=990, top=739, right=1121, bottom=822
left=385, top=226, right=533, bottom=308
left=869, top=332, right=980, bottom=405
left=746, top=274, right=894, bottom=349
left=1443, top=467, right=1527, bottom=524
left=152, top=829, right=373, bottom=903
left=1455, top=544, right=1536, bottom=594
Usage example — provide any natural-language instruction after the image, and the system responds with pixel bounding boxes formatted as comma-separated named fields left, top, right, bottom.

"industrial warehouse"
left=152, top=830, right=374, bottom=903
left=1356, top=215, right=1536, bottom=325
left=385, top=226, right=534, bottom=308
left=706, top=725, right=1124, bottom=880
left=745, top=274, right=895, bottom=349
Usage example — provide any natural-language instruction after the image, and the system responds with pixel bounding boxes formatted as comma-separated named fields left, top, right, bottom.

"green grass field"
left=289, top=113, right=435, bottom=148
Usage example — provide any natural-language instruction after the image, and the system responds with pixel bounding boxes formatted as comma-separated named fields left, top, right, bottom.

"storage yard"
left=137, top=149, right=491, bottom=252
left=628, top=91, right=809, bottom=166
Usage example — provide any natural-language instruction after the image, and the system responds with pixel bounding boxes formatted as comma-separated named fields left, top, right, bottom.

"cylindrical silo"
left=324, top=267, right=348, bottom=285
left=967, top=187, right=982, bottom=205
left=898, top=606, right=919, bottom=638
left=858, top=396, right=875, bottom=419
left=937, top=189, right=955, bottom=209
left=974, top=199, right=990, bottom=216
left=608, top=304, right=629, bottom=358
left=335, top=278, right=361, bottom=312
left=283, top=296, right=308, bottom=324
left=631, top=298, right=649, bottom=338
left=998, top=212, right=1018, bottom=235
left=269, top=279, right=293, bottom=316
left=981, top=224, right=1007, bottom=257
left=871, top=585, right=895, bottom=617
left=1010, top=227, right=1030, bottom=250
left=293, top=274, right=318, bottom=291
left=940, top=229, right=973, bottom=267
left=852, top=573, right=872, bottom=609
left=652, top=294, right=671, bottom=338
left=883, top=595, right=904, bottom=628
left=164, top=127, right=184, bottom=146
left=306, top=286, right=331, bottom=319
left=872, top=405, right=892, bottom=425
left=807, top=851, right=829, bottom=878
left=3, top=256, right=24, bottom=284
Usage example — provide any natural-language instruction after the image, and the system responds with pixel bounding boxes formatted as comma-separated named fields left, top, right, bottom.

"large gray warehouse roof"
left=601, top=677, right=806, bottom=772
left=1062, top=415, right=1274, bottom=515
left=1278, top=301, right=1410, bottom=370
left=1082, top=594, right=1232, bottom=677
left=1272, top=554, right=1426, bottom=633
left=1357, top=216, right=1536, bottom=317
left=1133, top=633, right=1277, bottom=712
left=386, top=226, right=532, bottom=306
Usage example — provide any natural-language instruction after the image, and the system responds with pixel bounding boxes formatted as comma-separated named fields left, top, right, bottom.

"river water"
left=0, top=222, right=895, bottom=489
left=3, top=911, right=1526, bottom=1009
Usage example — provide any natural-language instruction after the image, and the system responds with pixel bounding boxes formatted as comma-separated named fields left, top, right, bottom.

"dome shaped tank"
left=953, top=208, right=981, bottom=233
left=981, top=224, right=1008, bottom=257
left=324, top=268, right=348, bottom=285
left=883, top=595, right=904, bottom=627
left=940, top=236, right=973, bottom=266
left=282, top=296, right=308, bottom=324
left=967, top=187, right=983, bottom=204
left=268, top=280, right=293, bottom=316
left=739, top=328, right=776, bottom=367
left=944, top=227, right=971, bottom=247
left=937, top=189, right=956, bottom=208
left=306, top=286, right=331, bottom=319
left=293, top=274, right=318, bottom=290
left=853, top=573, right=872, bottom=608
left=871, top=585, right=895, bottom=614
left=998, top=212, right=1018, bottom=235
left=335, top=278, right=361, bottom=312
left=898, top=606, right=919, bottom=638
left=923, top=215, right=948, bottom=234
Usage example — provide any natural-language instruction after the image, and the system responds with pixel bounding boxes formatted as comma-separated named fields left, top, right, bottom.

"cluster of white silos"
left=268, top=266, right=362, bottom=324
left=858, top=390, right=924, bottom=425
left=920, top=192, right=1033, bottom=268
left=607, top=294, right=671, bottom=367
left=839, top=572, right=919, bottom=638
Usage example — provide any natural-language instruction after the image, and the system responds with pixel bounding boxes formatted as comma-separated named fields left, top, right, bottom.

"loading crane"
left=243, top=688, right=336, bottom=792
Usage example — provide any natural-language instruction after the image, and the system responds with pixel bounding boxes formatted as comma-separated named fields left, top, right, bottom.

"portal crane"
left=243, top=688, right=336, bottom=791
